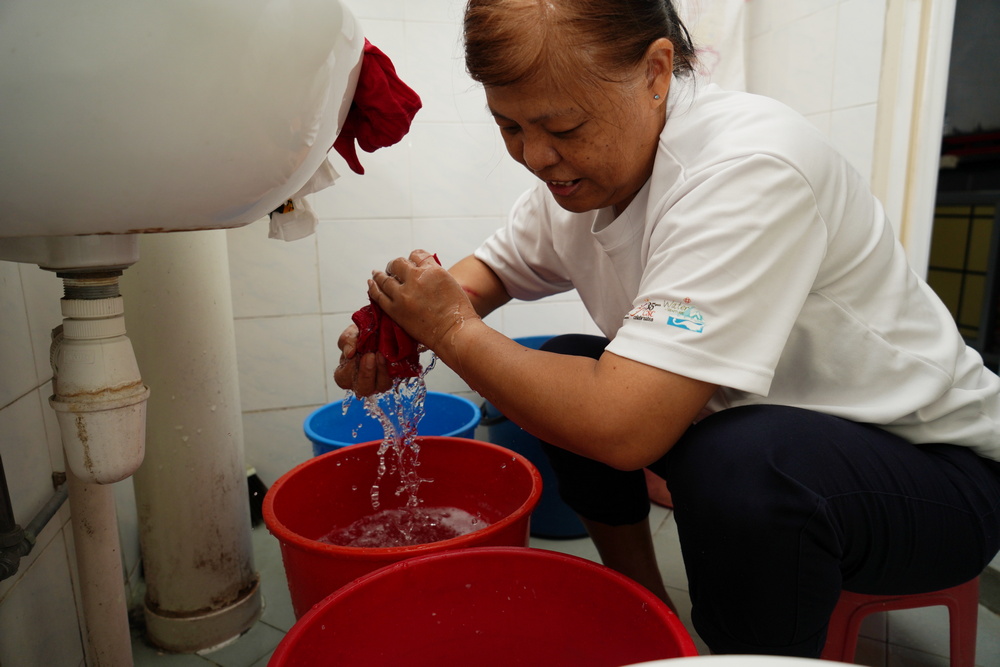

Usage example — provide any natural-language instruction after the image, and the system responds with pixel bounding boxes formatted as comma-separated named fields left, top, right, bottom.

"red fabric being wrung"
left=333, top=39, right=422, bottom=175
left=351, top=303, right=422, bottom=379
left=351, top=254, right=441, bottom=379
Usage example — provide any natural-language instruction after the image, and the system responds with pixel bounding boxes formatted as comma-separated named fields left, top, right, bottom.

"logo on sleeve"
left=625, top=298, right=705, bottom=333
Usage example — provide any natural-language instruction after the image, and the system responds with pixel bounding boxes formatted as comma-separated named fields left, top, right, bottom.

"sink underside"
left=0, top=0, right=364, bottom=239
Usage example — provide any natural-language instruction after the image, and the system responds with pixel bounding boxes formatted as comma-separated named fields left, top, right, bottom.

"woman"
left=336, top=0, right=1000, bottom=657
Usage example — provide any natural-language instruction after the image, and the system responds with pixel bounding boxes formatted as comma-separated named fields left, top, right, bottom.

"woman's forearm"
left=447, top=255, right=511, bottom=318
left=434, top=317, right=716, bottom=470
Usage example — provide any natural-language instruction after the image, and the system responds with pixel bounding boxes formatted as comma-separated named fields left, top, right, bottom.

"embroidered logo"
left=625, top=298, right=705, bottom=333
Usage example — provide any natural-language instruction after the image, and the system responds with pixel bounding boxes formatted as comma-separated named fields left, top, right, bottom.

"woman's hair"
left=464, top=0, right=697, bottom=89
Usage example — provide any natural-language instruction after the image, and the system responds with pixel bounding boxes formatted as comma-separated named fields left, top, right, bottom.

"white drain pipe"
left=121, top=230, right=261, bottom=652
left=47, top=260, right=148, bottom=665
left=66, top=469, right=133, bottom=666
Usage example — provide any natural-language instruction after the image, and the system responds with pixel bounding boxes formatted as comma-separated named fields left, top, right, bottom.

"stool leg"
left=821, top=578, right=981, bottom=667
left=821, top=592, right=870, bottom=662
left=946, top=578, right=979, bottom=667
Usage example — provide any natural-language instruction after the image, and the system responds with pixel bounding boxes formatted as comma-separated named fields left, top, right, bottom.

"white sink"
left=0, top=0, right=363, bottom=239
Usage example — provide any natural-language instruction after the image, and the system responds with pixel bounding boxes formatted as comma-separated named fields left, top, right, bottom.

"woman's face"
left=486, top=72, right=667, bottom=214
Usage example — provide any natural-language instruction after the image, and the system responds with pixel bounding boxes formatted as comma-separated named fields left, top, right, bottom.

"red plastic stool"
left=821, top=577, right=980, bottom=666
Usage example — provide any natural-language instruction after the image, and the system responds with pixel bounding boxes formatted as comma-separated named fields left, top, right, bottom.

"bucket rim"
left=303, top=392, right=481, bottom=448
left=271, top=546, right=699, bottom=662
left=262, top=436, right=543, bottom=560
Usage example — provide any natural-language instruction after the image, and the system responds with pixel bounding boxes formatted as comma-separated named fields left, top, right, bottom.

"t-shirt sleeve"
left=607, top=154, right=829, bottom=396
left=474, top=184, right=576, bottom=301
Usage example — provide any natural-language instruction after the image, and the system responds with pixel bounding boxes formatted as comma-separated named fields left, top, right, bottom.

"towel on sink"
left=333, top=39, right=422, bottom=175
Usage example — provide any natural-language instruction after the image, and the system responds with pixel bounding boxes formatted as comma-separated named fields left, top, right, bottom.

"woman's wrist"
left=432, top=315, right=489, bottom=384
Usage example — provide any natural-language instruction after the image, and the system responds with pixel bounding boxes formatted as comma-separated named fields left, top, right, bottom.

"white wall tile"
left=0, top=262, right=38, bottom=407
left=242, top=406, right=316, bottom=487
left=786, top=0, right=840, bottom=23
left=782, top=6, right=838, bottom=115
left=747, top=0, right=885, bottom=164
left=748, top=0, right=779, bottom=38
left=409, top=122, right=535, bottom=219
left=227, top=219, right=320, bottom=318
left=0, top=390, right=59, bottom=527
left=0, top=532, right=84, bottom=667
left=404, top=19, right=485, bottom=125
left=16, top=264, right=62, bottom=385
left=38, top=380, right=65, bottom=486
left=312, top=150, right=414, bottom=221
left=405, top=0, right=466, bottom=24
left=501, top=298, right=596, bottom=341
left=833, top=0, right=887, bottom=110
left=747, top=22, right=791, bottom=100
left=113, top=477, right=141, bottom=597
left=316, top=219, right=415, bottom=313
left=412, top=217, right=504, bottom=267
left=234, top=315, right=327, bottom=411
left=0, top=386, right=70, bottom=632
left=341, top=0, right=404, bottom=22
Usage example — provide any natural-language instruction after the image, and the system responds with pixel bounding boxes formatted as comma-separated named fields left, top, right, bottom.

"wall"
left=746, top=0, right=887, bottom=184
left=0, top=263, right=85, bottom=666
left=0, top=0, right=890, bottom=663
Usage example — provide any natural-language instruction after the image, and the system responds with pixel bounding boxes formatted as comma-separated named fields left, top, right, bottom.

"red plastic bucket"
left=269, top=546, right=699, bottom=666
left=263, top=437, right=543, bottom=619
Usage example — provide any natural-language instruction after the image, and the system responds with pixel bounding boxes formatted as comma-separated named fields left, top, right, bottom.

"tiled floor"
left=130, top=504, right=1000, bottom=666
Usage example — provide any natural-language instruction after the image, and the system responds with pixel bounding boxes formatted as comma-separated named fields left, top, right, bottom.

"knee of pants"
left=540, top=439, right=650, bottom=525
left=663, top=405, right=832, bottom=527
left=539, top=333, right=609, bottom=359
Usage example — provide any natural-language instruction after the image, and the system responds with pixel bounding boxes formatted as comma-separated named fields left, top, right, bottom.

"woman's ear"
left=646, top=37, right=675, bottom=102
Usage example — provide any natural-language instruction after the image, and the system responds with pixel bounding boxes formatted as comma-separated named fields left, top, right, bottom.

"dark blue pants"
left=539, top=334, right=1000, bottom=657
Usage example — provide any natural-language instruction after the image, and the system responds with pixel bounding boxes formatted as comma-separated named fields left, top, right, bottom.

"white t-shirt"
left=475, top=78, right=1000, bottom=460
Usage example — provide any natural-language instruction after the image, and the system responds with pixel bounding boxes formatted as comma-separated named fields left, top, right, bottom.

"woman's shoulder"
left=676, top=82, right=829, bottom=154
left=665, top=80, right=834, bottom=169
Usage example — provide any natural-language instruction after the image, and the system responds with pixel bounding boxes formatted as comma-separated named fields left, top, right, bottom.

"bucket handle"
left=479, top=401, right=509, bottom=427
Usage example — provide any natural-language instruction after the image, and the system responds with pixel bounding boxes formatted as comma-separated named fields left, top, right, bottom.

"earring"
left=654, top=94, right=661, bottom=100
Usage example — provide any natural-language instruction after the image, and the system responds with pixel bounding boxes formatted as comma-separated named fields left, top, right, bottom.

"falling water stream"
left=319, top=356, right=487, bottom=547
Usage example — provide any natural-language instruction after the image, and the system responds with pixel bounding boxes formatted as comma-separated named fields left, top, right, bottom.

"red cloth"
left=352, top=301, right=422, bottom=379
left=351, top=254, right=441, bottom=380
left=333, top=39, right=422, bottom=175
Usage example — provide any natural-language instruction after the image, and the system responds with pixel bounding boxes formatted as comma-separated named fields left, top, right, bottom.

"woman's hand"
left=333, top=323, right=393, bottom=396
left=369, top=249, right=482, bottom=352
